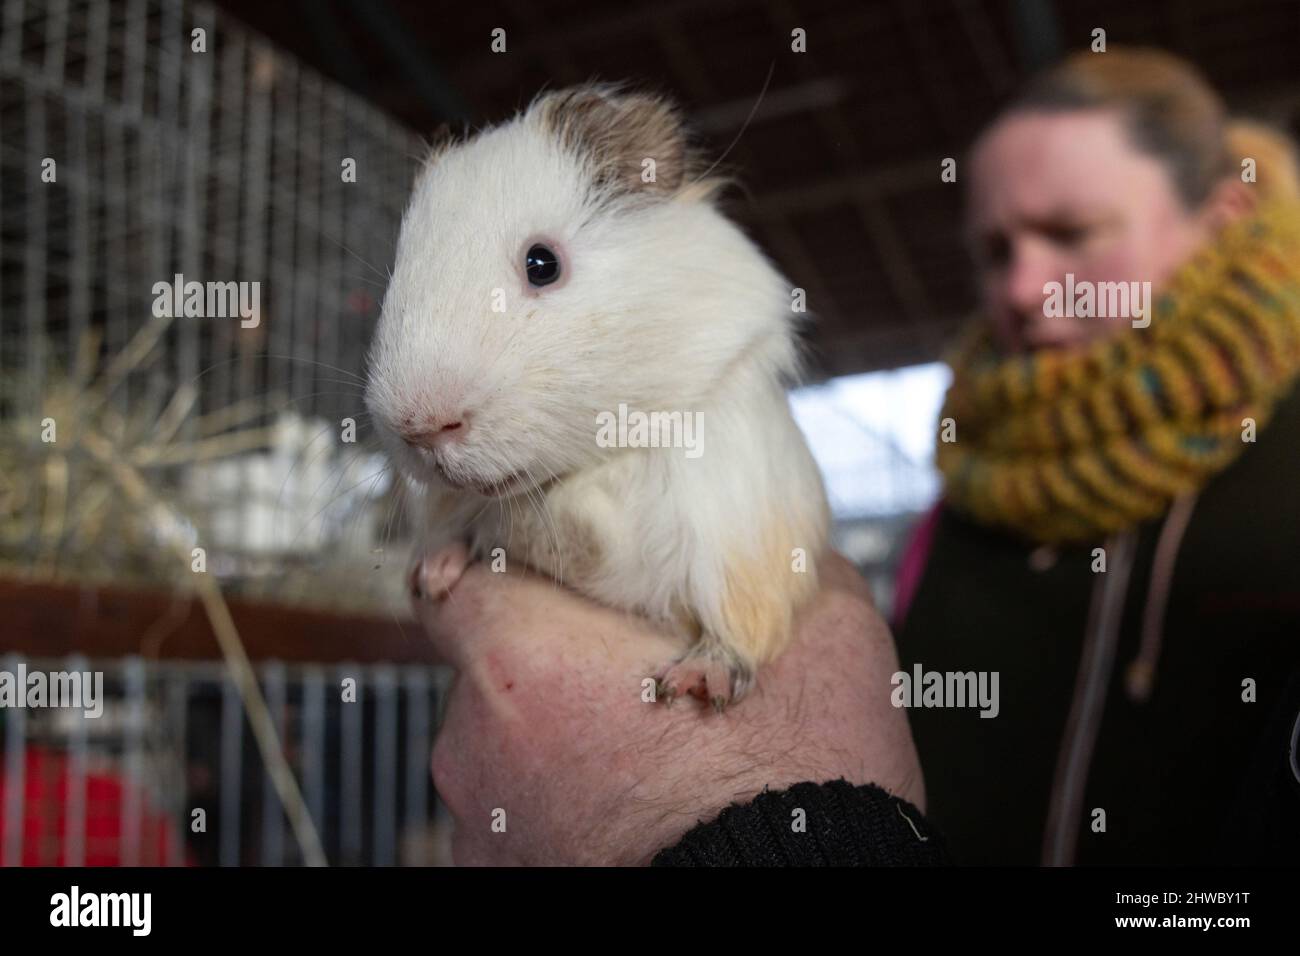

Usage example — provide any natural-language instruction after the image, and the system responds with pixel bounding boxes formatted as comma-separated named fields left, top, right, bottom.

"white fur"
left=365, top=93, right=830, bottom=672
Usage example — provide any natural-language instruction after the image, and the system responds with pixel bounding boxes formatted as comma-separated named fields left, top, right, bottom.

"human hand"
left=413, top=547, right=924, bottom=865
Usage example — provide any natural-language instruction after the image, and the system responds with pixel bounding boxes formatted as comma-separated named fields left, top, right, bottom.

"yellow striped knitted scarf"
left=937, top=199, right=1300, bottom=544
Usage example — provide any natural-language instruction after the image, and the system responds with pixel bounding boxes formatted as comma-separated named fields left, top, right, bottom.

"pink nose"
left=400, top=419, right=466, bottom=450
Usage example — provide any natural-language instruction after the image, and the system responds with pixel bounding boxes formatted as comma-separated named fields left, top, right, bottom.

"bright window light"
left=789, top=362, right=952, bottom=520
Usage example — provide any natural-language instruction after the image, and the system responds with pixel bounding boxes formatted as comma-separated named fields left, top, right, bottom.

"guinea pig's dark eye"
left=525, top=243, right=561, bottom=287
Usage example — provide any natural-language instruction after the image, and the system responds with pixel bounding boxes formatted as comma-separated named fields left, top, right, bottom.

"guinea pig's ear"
left=532, top=85, right=690, bottom=195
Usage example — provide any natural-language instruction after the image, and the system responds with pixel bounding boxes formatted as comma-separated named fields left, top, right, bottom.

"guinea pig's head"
left=365, top=84, right=797, bottom=497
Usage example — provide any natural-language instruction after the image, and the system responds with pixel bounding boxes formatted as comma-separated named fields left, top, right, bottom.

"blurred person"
left=894, top=48, right=1300, bottom=864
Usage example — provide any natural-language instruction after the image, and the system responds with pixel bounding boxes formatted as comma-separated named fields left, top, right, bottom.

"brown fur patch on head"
left=530, top=83, right=719, bottom=202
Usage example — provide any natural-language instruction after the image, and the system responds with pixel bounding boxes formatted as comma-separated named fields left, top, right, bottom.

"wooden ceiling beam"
left=648, top=11, right=849, bottom=327
left=751, top=159, right=938, bottom=218
left=857, top=198, right=937, bottom=328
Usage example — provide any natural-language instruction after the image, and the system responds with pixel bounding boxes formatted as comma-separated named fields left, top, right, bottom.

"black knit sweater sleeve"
left=649, top=779, right=952, bottom=866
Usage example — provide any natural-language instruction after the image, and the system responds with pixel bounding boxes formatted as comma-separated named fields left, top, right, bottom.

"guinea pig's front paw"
left=654, top=640, right=756, bottom=714
left=409, top=542, right=471, bottom=601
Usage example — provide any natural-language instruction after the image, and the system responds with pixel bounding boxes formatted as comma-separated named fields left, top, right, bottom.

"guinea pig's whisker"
left=376, top=474, right=398, bottom=549
left=465, top=494, right=495, bottom=532
left=340, top=463, right=394, bottom=556
left=538, top=463, right=569, bottom=588
left=266, top=389, right=372, bottom=411
left=379, top=468, right=408, bottom=551
left=517, top=469, right=550, bottom=573
left=272, top=421, right=355, bottom=526
left=264, top=354, right=374, bottom=387
left=309, top=443, right=387, bottom=535
left=292, top=379, right=371, bottom=394
left=340, top=272, right=391, bottom=292
left=688, top=59, right=776, bottom=189
left=179, top=356, right=367, bottom=410
left=292, top=440, right=385, bottom=539
left=500, top=479, right=516, bottom=554
left=285, top=466, right=391, bottom=554
left=521, top=464, right=564, bottom=590
left=323, top=234, right=392, bottom=284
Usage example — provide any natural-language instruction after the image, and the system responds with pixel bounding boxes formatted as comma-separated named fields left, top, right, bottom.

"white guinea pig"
left=364, top=84, right=830, bottom=710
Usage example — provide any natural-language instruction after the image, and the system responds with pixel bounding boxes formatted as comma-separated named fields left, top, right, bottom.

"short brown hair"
left=1005, top=47, right=1299, bottom=205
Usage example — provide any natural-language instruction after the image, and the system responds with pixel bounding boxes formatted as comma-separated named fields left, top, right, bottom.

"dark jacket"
left=894, top=382, right=1300, bottom=864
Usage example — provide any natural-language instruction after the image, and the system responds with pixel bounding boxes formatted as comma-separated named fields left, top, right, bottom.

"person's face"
left=966, top=109, right=1210, bottom=353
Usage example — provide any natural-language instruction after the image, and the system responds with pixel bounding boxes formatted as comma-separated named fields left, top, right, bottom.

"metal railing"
left=1, top=654, right=451, bottom=866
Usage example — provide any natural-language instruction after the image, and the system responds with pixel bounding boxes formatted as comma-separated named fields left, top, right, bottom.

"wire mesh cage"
left=0, top=0, right=444, bottom=866
left=0, top=0, right=426, bottom=603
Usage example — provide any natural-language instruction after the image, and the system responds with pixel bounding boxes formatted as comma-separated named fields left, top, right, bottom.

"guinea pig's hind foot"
left=410, top=541, right=471, bottom=601
left=654, top=639, right=755, bottom=713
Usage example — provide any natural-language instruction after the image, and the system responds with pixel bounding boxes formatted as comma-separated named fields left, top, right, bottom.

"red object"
left=892, top=502, right=943, bottom=632
left=0, top=745, right=192, bottom=866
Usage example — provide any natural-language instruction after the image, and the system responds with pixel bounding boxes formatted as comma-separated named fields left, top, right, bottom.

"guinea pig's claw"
left=410, top=542, right=472, bottom=603
left=656, top=644, right=750, bottom=713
